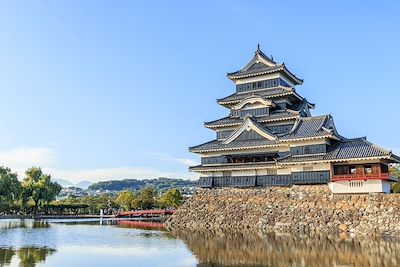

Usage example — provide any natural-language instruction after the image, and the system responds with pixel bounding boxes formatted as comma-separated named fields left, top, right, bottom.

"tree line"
left=0, top=165, right=183, bottom=215
left=49, top=187, right=183, bottom=215
left=0, top=166, right=62, bottom=215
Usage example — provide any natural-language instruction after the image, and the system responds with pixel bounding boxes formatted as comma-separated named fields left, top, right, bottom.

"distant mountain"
left=53, top=178, right=74, bottom=187
left=75, top=181, right=92, bottom=189
left=89, top=177, right=197, bottom=193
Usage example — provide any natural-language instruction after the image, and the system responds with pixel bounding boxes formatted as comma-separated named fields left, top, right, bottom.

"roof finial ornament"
left=257, top=43, right=260, bottom=51
left=271, top=55, right=274, bottom=61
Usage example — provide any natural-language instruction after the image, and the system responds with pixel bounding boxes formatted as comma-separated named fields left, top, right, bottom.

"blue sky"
left=0, top=1, right=399, bottom=183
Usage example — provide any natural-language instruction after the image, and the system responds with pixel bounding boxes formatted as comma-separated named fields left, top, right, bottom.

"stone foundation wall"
left=166, top=185, right=400, bottom=236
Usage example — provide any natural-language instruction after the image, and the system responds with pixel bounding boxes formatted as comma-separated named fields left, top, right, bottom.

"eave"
left=227, top=64, right=303, bottom=85
left=189, top=143, right=287, bottom=154
left=189, top=162, right=279, bottom=172
left=279, top=155, right=396, bottom=166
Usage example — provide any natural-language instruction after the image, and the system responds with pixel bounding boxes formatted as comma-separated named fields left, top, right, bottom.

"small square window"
left=349, top=166, right=356, bottom=174
left=364, top=165, right=372, bottom=174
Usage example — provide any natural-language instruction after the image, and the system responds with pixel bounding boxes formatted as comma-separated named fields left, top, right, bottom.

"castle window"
left=350, top=181, right=363, bottom=187
left=364, top=165, right=373, bottom=174
left=304, top=146, right=311, bottom=154
left=257, top=81, right=263, bottom=89
left=349, top=166, right=356, bottom=175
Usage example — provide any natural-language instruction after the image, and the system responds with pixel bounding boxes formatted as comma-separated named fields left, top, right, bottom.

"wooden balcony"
left=332, top=173, right=390, bottom=182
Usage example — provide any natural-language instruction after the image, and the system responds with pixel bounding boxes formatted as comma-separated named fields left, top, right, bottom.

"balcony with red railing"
left=332, top=163, right=393, bottom=182
left=332, top=172, right=390, bottom=182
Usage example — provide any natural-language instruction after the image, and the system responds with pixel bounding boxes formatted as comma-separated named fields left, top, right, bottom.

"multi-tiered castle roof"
left=189, top=46, right=399, bottom=193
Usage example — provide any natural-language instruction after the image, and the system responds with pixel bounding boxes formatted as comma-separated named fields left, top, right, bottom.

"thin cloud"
left=0, top=146, right=57, bottom=177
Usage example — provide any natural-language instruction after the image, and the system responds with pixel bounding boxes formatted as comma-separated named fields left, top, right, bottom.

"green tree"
left=0, top=166, right=21, bottom=203
left=391, top=165, right=400, bottom=193
left=115, top=190, right=137, bottom=211
left=21, top=167, right=61, bottom=214
left=157, top=188, right=183, bottom=209
left=138, top=187, right=155, bottom=210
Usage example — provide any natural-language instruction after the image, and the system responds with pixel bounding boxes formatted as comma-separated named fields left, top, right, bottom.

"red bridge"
left=115, top=209, right=175, bottom=218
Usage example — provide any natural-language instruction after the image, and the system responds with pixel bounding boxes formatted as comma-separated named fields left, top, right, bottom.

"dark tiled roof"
left=326, top=138, right=392, bottom=159
left=280, top=115, right=337, bottom=140
left=228, top=64, right=284, bottom=79
left=217, top=87, right=294, bottom=104
left=189, top=138, right=281, bottom=153
left=278, top=138, right=399, bottom=163
left=204, top=110, right=300, bottom=128
left=204, top=117, right=242, bottom=127
left=189, top=161, right=277, bottom=171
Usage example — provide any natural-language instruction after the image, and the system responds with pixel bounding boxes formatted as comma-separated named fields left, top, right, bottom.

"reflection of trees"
left=0, top=247, right=55, bottom=267
left=172, top=230, right=400, bottom=267
left=0, top=248, right=15, bottom=267
left=18, top=247, right=55, bottom=267
left=0, top=220, right=50, bottom=231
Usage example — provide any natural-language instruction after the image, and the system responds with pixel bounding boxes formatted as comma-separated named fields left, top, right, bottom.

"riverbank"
left=165, top=185, right=400, bottom=237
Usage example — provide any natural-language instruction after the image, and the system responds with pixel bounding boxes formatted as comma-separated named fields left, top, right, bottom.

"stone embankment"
left=166, top=185, right=400, bottom=236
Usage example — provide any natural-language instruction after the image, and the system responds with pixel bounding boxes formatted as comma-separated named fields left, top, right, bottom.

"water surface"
left=1, top=219, right=400, bottom=267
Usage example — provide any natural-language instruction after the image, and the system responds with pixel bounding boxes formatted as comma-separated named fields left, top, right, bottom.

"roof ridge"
left=317, top=115, right=329, bottom=131
left=362, top=138, right=392, bottom=155
left=300, top=114, right=329, bottom=120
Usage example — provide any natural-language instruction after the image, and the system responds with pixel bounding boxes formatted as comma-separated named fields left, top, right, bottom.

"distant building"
left=189, top=46, right=399, bottom=193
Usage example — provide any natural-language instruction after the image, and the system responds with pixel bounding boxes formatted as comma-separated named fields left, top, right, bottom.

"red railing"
left=332, top=173, right=390, bottom=181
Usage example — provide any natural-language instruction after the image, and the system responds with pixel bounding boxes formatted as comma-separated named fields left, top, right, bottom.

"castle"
left=189, top=46, right=399, bottom=193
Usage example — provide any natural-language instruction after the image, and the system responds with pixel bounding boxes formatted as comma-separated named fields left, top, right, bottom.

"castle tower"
left=189, top=46, right=399, bottom=193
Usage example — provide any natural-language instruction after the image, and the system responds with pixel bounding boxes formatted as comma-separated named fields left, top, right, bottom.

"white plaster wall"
left=232, top=170, right=256, bottom=177
left=290, top=163, right=331, bottom=172
left=328, top=180, right=390, bottom=194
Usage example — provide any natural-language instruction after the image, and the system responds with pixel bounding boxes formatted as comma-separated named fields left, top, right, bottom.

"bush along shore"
left=165, top=185, right=400, bottom=237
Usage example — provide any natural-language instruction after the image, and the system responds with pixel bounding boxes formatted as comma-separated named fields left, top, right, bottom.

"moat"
left=1, top=219, right=400, bottom=267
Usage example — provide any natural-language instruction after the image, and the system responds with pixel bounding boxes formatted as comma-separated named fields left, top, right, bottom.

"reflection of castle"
left=190, top=46, right=399, bottom=193
left=173, top=230, right=400, bottom=267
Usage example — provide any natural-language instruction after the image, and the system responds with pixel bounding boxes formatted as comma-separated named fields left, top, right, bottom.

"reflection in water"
left=0, top=248, right=14, bottom=267
left=2, top=219, right=400, bottom=267
left=116, top=220, right=165, bottom=230
left=172, top=230, right=400, bottom=267
left=0, top=220, right=50, bottom=230
left=0, top=247, right=55, bottom=267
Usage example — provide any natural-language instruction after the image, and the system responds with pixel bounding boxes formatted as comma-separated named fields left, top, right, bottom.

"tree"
left=115, top=190, right=137, bottom=211
left=157, top=188, right=183, bottom=209
left=138, top=187, right=155, bottom=210
left=0, top=166, right=21, bottom=206
left=390, top=165, right=400, bottom=193
left=21, top=167, right=61, bottom=214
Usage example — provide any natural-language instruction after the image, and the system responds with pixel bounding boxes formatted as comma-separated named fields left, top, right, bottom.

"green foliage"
left=114, top=190, right=138, bottom=211
left=138, top=187, right=155, bottom=209
left=89, top=177, right=196, bottom=193
left=157, top=189, right=182, bottom=209
left=0, top=166, right=21, bottom=203
left=391, top=165, right=400, bottom=193
left=21, top=167, right=62, bottom=214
